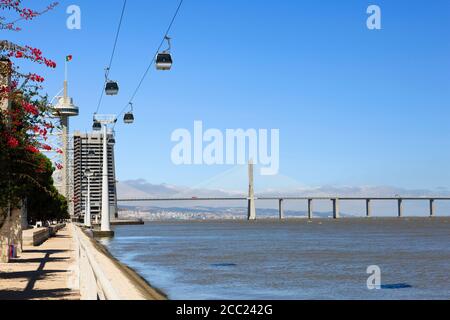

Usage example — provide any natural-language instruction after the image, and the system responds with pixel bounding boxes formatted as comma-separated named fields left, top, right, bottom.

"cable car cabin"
left=123, top=112, right=134, bottom=124
left=92, top=121, right=102, bottom=131
left=156, top=53, right=173, bottom=70
left=105, top=81, right=119, bottom=95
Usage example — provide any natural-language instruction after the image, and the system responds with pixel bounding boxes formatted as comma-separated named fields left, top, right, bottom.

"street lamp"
left=84, top=168, right=94, bottom=228
left=93, top=114, right=117, bottom=235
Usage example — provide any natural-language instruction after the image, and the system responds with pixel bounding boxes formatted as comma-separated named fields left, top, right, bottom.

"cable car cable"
left=115, top=0, right=185, bottom=126
left=128, top=0, right=183, bottom=103
left=94, top=0, right=128, bottom=115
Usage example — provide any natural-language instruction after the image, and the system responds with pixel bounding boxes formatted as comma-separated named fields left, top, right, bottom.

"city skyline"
left=6, top=0, right=450, bottom=190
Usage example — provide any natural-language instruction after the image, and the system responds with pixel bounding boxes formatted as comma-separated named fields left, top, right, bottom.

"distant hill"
left=118, top=179, right=450, bottom=200
left=117, top=179, right=450, bottom=218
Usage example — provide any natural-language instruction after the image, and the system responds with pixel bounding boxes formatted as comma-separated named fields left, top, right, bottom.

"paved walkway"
left=0, top=226, right=80, bottom=300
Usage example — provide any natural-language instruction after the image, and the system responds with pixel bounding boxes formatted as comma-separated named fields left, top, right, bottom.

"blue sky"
left=6, top=0, right=450, bottom=190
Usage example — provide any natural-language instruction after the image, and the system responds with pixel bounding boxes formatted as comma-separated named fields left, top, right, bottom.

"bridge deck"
left=116, top=197, right=449, bottom=219
left=118, top=197, right=450, bottom=202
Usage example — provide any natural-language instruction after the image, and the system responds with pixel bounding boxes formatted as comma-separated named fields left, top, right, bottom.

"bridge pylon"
left=248, top=161, right=256, bottom=220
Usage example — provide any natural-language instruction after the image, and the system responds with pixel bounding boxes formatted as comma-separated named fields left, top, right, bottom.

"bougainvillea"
left=0, top=0, right=58, bottom=31
left=1, top=0, right=62, bottom=216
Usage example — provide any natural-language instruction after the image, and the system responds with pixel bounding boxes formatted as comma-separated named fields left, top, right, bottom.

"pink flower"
left=25, top=145, right=39, bottom=154
left=7, top=136, right=19, bottom=148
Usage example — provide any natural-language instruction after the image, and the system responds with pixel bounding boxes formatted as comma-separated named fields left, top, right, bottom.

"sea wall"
left=72, top=224, right=166, bottom=300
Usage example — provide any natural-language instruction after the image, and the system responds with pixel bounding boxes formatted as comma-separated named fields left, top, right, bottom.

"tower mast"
left=54, top=57, right=79, bottom=217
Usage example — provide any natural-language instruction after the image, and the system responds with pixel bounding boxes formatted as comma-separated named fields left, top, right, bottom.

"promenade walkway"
left=0, top=226, right=80, bottom=300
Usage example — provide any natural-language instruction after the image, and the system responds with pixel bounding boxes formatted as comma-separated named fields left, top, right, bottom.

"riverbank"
left=74, top=224, right=167, bottom=300
left=0, top=223, right=167, bottom=300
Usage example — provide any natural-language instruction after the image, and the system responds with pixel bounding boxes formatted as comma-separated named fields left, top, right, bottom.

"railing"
left=117, top=197, right=450, bottom=219
left=72, top=225, right=119, bottom=300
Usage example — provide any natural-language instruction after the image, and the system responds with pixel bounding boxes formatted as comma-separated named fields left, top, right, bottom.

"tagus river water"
left=99, top=218, right=450, bottom=300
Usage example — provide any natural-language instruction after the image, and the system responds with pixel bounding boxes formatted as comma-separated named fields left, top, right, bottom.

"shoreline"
left=117, top=216, right=450, bottom=224
left=73, top=224, right=167, bottom=300
left=2, top=218, right=449, bottom=300
left=86, top=228, right=168, bottom=300
left=0, top=224, right=167, bottom=300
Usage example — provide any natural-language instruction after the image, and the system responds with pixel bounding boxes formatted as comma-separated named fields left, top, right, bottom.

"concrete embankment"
left=73, top=224, right=167, bottom=300
left=0, top=223, right=166, bottom=300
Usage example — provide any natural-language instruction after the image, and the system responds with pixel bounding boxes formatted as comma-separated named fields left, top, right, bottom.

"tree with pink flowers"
left=1, top=0, right=67, bottom=224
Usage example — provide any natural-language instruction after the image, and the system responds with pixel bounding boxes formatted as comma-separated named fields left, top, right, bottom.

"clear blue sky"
left=7, top=0, right=450, bottom=190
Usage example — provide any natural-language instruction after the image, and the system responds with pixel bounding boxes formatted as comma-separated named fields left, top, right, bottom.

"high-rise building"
left=73, top=131, right=117, bottom=222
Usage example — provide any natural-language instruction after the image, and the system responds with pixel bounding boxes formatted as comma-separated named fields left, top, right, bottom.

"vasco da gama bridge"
left=118, top=163, right=450, bottom=220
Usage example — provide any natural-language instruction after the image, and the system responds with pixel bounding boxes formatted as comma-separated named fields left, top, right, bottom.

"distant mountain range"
left=118, top=179, right=450, bottom=200
left=117, top=179, right=238, bottom=199
left=117, top=180, right=450, bottom=219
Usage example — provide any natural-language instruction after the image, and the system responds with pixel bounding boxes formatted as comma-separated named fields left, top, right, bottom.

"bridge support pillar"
left=308, top=199, right=313, bottom=220
left=333, top=199, right=340, bottom=219
left=279, top=199, right=284, bottom=220
left=248, top=198, right=256, bottom=221
left=398, top=199, right=403, bottom=218
left=247, top=161, right=256, bottom=221
left=366, top=199, right=372, bottom=218
left=430, top=199, right=435, bottom=217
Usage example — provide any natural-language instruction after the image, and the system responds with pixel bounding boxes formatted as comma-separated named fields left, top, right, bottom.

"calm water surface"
left=100, top=218, right=450, bottom=300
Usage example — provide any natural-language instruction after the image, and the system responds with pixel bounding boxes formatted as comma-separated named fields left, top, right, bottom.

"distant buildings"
left=118, top=209, right=247, bottom=221
left=73, top=131, right=118, bottom=222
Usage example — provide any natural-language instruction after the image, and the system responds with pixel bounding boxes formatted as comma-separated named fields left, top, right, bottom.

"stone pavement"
left=0, top=226, right=80, bottom=300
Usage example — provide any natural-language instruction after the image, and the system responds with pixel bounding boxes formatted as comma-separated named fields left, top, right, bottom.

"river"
left=99, top=218, right=450, bottom=300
